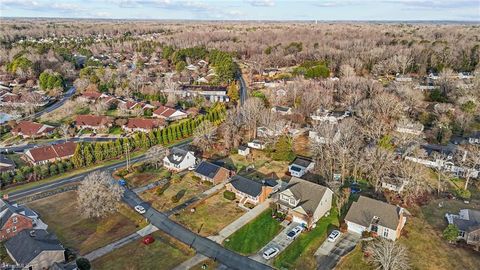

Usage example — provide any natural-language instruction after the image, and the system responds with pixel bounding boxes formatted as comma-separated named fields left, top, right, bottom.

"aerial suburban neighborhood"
left=0, top=2, right=479, bottom=270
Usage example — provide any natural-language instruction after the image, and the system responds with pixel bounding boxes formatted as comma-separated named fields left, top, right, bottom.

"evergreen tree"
left=115, top=139, right=123, bottom=156
left=148, top=131, right=157, bottom=145
left=161, top=128, right=168, bottom=145
left=84, top=144, right=95, bottom=166
left=272, top=136, right=295, bottom=161
left=94, top=143, right=104, bottom=162
left=181, top=122, right=189, bottom=137
left=72, top=144, right=85, bottom=168
left=167, top=127, right=173, bottom=143
left=49, top=164, right=58, bottom=176
left=175, top=125, right=182, bottom=139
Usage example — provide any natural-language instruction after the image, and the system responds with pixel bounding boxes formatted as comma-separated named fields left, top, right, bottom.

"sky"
left=0, top=0, right=479, bottom=21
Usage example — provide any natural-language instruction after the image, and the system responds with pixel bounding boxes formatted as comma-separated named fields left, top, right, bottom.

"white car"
left=262, top=247, right=280, bottom=260
left=286, top=226, right=304, bottom=240
left=134, top=205, right=146, bottom=214
left=327, top=230, right=341, bottom=242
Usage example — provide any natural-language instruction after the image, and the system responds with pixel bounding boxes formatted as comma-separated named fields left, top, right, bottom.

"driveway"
left=250, top=222, right=300, bottom=265
left=316, top=232, right=360, bottom=270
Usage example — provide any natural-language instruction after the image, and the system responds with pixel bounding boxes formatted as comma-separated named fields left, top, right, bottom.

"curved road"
left=27, top=86, right=76, bottom=120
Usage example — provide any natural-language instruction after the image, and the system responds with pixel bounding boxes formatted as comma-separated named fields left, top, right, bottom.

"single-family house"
left=445, top=209, right=480, bottom=249
left=428, top=72, right=439, bottom=80
left=75, top=115, right=113, bottom=131
left=24, top=142, right=77, bottom=165
left=257, top=126, right=284, bottom=138
left=288, top=156, right=315, bottom=178
left=238, top=145, right=250, bottom=156
left=194, top=161, right=231, bottom=185
left=344, top=196, right=407, bottom=240
left=0, top=200, right=35, bottom=241
left=458, top=72, right=474, bottom=80
left=271, top=106, right=293, bottom=115
left=381, top=176, right=408, bottom=193
left=309, top=130, right=340, bottom=144
left=311, top=109, right=351, bottom=123
left=468, top=132, right=480, bottom=145
left=122, top=118, right=165, bottom=133
left=11, top=121, right=54, bottom=138
left=163, top=147, right=196, bottom=172
left=275, top=177, right=333, bottom=228
left=5, top=229, right=65, bottom=270
left=226, top=175, right=279, bottom=206
left=0, top=154, right=16, bottom=172
left=247, top=140, right=266, bottom=150
left=395, top=121, right=424, bottom=136
left=395, top=74, right=413, bottom=82
left=153, top=106, right=188, bottom=121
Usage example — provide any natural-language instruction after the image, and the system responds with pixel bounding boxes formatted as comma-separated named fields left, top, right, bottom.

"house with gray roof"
left=344, top=196, right=407, bottom=241
left=288, top=156, right=315, bottom=178
left=445, top=209, right=480, bottom=250
left=226, top=175, right=279, bottom=206
left=0, top=199, right=47, bottom=241
left=194, top=161, right=231, bottom=185
left=5, top=229, right=65, bottom=270
left=275, top=177, right=333, bottom=228
left=0, top=154, right=15, bottom=172
left=163, top=147, right=196, bottom=172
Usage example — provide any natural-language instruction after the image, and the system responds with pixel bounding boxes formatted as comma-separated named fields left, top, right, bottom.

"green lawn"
left=224, top=209, right=282, bottom=254
left=108, top=126, right=123, bottom=135
left=273, top=209, right=339, bottom=270
left=336, top=245, right=372, bottom=270
left=92, top=231, right=194, bottom=270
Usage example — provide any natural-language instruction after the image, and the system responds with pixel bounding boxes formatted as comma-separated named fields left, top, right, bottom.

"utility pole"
left=124, top=140, right=131, bottom=171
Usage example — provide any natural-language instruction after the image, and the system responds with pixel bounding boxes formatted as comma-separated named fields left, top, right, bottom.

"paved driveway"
left=250, top=222, right=300, bottom=265
left=316, top=232, right=360, bottom=270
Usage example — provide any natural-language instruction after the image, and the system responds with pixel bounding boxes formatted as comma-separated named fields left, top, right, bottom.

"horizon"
left=1, top=0, right=479, bottom=22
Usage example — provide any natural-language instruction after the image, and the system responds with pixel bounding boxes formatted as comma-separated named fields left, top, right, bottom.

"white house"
left=163, top=147, right=196, bottom=172
left=238, top=145, right=250, bottom=156
left=288, top=157, right=315, bottom=178
left=395, top=121, right=424, bottom=136
left=271, top=106, right=293, bottom=115
left=345, top=196, right=407, bottom=241
left=311, top=109, right=351, bottom=123
left=248, top=140, right=266, bottom=150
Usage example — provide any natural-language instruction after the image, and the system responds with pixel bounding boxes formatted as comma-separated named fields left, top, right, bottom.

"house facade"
left=344, top=196, right=407, bottom=241
left=0, top=200, right=35, bottom=241
left=226, top=175, right=279, bottom=206
left=288, top=156, right=315, bottom=178
left=247, top=140, right=266, bottom=150
left=122, top=118, right=165, bottom=133
left=153, top=106, right=188, bottom=121
left=11, top=121, right=54, bottom=138
left=445, top=209, right=480, bottom=250
left=0, top=154, right=16, bottom=172
left=24, top=142, right=77, bottom=165
left=194, top=161, right=230, bottom=185
left=275, top=177, right=333, bottom=228
left=163, top=147, right=196, bottom=171
left=75, top=115, right=113, bottom=130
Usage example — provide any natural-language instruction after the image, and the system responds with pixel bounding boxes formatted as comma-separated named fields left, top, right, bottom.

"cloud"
left=246, top=0, right=275, bottom=7
left=1, top=0, right=84, bottom=13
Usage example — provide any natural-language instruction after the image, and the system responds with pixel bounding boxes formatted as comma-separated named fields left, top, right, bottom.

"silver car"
left=262, top=247, right=280, bottom=260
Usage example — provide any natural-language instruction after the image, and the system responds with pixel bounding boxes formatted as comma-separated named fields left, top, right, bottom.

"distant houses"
left=11, top=121, right=54, bottom=138
left=153, top=106, right=188, bottom=121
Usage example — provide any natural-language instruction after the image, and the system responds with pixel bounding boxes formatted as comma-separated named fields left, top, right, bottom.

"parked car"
left=327, top=230, right=341, bottom=242
left=262, top=247, right=280, bottom=260
left=134, top=205, right=146, bottom=214
left=143, top=235, right=155, bottom=245
left=286, top=226, right=303, bottom=240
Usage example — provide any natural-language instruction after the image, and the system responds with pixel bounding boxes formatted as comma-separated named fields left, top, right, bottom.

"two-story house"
left=275, top=177, right=333, bottom=228
left=445, top=209, right=480, bottom=250
left=0, top=200, right=41, bottom=241
left=163, top=147, right=196, bottom=172
left=344, top=196, right=407, bottom=241
left=226, top=175, right=279, bottom=206
left=288, top=156, right=315, bottom=178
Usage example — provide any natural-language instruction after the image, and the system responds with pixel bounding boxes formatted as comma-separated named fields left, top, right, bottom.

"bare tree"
left=240, top=98, right=264, bottom=139
left=366, top=238, right=410, bottom=270
left=361, top=146, right=395, bottom=192
left=457, top=145, right=480, bottom=190
left=60, top=123, right=70, bottom=142
left=77, top=171, right=124, bottom=219
left=145, top=145, right=166, bottom=170
left=193, top=120, right=217, bottom=153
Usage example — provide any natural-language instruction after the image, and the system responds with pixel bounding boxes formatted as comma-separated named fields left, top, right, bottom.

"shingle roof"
left=153, top=106, right=177, bottom=118
left=291, top=157, right=313, bottom=168
left=27, top=142, right=77, bottom=163
left=229, top=175, right=278, bottom=197
left=75, top=115, right=112, bottom=127
left=166, top=147, right=190, bottom=165
left=195, top=161, right=221, bottom=179
left=0, top=154, right=15, bottom=168
left=281, top=177, right=329, bottom=214
left=0, top=200, right=35, bottom=229
left=11, top=121, right=53, bottom=136
left=452, top=209, right=480, bottom=233
left=345, top=196, right=402, bottom=230
left=125, top=118, right=164, bottom=130
left=5, top=229, right=64, bottom=265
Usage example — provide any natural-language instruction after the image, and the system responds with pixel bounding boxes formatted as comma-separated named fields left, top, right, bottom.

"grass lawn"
left=28, top=191, right=147, bottom=255
left=224, top=209, right=282, bottom=255
left=4, top=153, right=28, bottom=168
left=273, top=208, right=339, bottom=270
left=221, top=151, right=290, bottom=179
left=173, top=190, right=245, bottom=236
left=108, top=126, right=123, bottom=135
left=122, top=166, right=170, bottom=188
left=92, top=231, right=194, bottom=270
left=336, top=245, right=372, bottom=270
left=140, top=172, right=211, bottom=211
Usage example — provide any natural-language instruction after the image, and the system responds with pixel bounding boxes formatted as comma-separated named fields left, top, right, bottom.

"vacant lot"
left=224, top=209, right=282, bottom=255
left=122, top=166, right=170, bottom=188
left=140, top=172, right=211, bottom=211
left=28, top=191, right=146, bottom=255
left=173, top=190, right=245, bottom=237
left=221, top=151, right=290, bottom=179
left=274, top=209, right=339, bottom=270
left=92, top=231, right=194, bottom=270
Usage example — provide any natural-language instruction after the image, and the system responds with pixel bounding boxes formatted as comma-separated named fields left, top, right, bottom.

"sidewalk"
left=83, top=224, right=158, bottom=261
left=172, top=254, right=208, bottom=270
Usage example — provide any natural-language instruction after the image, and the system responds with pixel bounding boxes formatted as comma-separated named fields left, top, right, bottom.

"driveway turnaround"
left=315, top=232, right=360, bottom=270
left=123, top=189, right=272, bottom=270
left=250, top=222, right=300, bottom=264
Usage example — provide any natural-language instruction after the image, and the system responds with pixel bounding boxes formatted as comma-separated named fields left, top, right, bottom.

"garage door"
left=346, top=221, right=366, bottom=234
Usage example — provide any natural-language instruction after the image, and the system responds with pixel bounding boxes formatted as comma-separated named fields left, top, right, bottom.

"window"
left=383, top=229, right=389, bottom=238
left=459, top=231, right=466, bottom=238
left=12, top=217, right=17, bottom=224
left=12, top=226, right=16, bottom=232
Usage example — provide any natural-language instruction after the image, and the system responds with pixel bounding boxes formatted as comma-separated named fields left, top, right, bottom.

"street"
left=315, top=232, right=360, bottom=270
left=26, top=86, right=76, bottom=120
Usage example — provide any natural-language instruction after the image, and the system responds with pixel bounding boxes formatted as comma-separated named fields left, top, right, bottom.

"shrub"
left=192, top=175, right=201, bottom=182
left=171, top=189, right=186, bottom=203
left=340, top=222, right=348, bottom=233
left=443, top=224, right=459, bottom=243
left=223, top=190, right=236, bottom=200
left=76, top=258, right=91, bottom=270
left=156, top=182, right=170, bottom=196
left=455, top=188, right=471, bottom=200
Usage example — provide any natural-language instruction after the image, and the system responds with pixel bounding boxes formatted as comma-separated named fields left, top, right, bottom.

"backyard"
left=28, top=191, right=146, bottom=255
left=273, top=208, right=339, bottom=270
left=120, top=164, right=170, bottom=188
left=92, top=231, right=194, bottom=270
left=224, top=209, right=282, bottom=255
left=139, top=172, right=211, bottom=211
left=220, top=150, right=290, bottom=180
left=172, top=190, right=245, bottom=237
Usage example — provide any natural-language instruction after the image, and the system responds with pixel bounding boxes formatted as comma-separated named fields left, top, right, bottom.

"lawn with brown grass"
left=172, top=190, right=245, bottom=237
left=92, top=231, right=194, bottom=270
left=28, top=191, right=146, bottom=255
left=140, top=172, right=211, bottom=211
left=221, top=151, right=290, bottom=179
left=122, top=167, right=170, bottom=188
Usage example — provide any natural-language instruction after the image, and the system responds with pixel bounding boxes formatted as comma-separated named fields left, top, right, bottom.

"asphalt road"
left=316, top=233, right=360, bottom=270
left=0, top=137, right=120, bottom=153
left=27, top=86, right=76, bottom=120
left=123, top=189, right=272, bottom=270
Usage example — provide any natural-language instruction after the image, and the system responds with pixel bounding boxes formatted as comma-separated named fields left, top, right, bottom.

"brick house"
left=74, top=115, right=113, bottom=131
left=122, top=118, right=165, bottom=133
left=11, top=121, right=54, bottom=138
left=0, top=200, right=36, bottom=241
left=24, top=142, right=77, bottom=165
left=226, top=175, right=279, bottom=206
left=194, top=161, right=231, bottom=185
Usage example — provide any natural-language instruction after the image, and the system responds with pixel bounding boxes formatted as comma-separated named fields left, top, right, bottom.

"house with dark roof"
left=0, top=200, right=40, bottom=241
left=238, top=145, right=250, bottom=156
left=11, top=121, right=54, bottom=138
left=5, top=229, right=65, bottom=270
left=194, top=161, right=231, bottom=185
left=468, top=132, right=480, bottom=145
left=0, top=154, right=16, bottom=172
left=271, top=106, right=293, bottom=115
left=226, top=175, right=279, bottom=206
left=24, top=142, right=77, bottom=165
left=275, top=177, right=332, bottom=228
left=344, top=196, right=407, bottom=240
left=310, top=109, right=351, bottom=123
left=445, top=209, right=480, bottom=250
left=288, top=156, right=315, bottom=178
left=163, top=147, right=196, bottom=172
